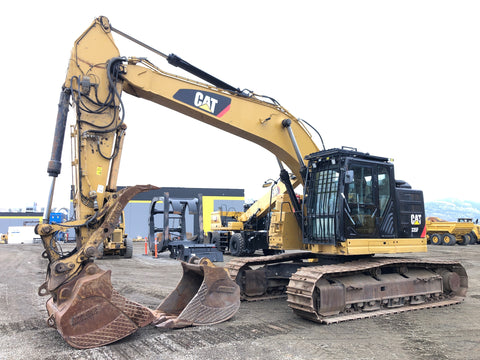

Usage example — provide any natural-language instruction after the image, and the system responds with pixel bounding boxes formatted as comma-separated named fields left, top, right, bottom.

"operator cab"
left=303, top=148, right=425, bottom=245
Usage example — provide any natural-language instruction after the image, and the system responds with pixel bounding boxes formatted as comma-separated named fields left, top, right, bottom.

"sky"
left=1, top=0, right=479, bottom=211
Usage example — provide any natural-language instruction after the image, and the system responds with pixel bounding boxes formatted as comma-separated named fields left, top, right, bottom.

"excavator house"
left=36, top=16, right=467, bottom=349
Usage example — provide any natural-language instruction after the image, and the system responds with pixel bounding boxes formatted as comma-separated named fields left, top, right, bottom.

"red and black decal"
left=173, top=89, right=231, bottom=117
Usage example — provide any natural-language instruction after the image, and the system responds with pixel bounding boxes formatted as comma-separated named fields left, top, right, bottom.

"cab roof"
left=305, top=147, right=390, bottom=163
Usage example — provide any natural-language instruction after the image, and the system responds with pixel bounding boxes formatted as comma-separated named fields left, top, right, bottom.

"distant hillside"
left=425, top=199, right=480, bottom=222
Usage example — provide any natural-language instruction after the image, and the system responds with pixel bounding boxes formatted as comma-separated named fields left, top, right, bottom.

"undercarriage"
left=226, top=253, right=467, bottom=323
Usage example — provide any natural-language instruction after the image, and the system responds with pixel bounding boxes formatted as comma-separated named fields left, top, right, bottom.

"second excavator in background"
left=208, top=180, right=292, bottom=256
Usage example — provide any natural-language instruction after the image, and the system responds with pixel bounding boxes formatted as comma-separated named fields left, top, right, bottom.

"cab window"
left=378, top=167, right=390, bottom=216
left=345, top=166, right=376, bottom=235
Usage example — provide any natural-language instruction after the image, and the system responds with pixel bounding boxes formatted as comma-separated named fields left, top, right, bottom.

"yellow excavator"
left=36, top=16, right=467, bottom=349
left=209, top=180, right=294, bottom=256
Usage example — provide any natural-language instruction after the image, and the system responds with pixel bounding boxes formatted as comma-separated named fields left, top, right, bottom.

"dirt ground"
left=1, top=241, right=479, bottom=360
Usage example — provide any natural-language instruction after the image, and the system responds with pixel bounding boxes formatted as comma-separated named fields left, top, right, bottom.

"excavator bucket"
left=44, top=259, right=240, bottom=349
left=153, top=258, right=241, bottom=328
left=45, top=263, right=155, bottom=349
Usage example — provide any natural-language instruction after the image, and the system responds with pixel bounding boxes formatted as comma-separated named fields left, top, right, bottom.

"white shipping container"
left=7, top=226, right=40, bottom=244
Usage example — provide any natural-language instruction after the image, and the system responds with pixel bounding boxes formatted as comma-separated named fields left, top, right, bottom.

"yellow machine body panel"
left=305, top=238, right=427, bottom=256
left=211, top=211, right=244, bottom=231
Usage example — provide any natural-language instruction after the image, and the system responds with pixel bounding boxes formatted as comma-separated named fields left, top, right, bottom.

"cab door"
left=343, top=162, right=395, bottom=238
left=344, top=164, right=378, bottom=237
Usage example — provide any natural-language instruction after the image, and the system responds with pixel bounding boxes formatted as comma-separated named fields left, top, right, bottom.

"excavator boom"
left=120, top=58, right=319, bottom=182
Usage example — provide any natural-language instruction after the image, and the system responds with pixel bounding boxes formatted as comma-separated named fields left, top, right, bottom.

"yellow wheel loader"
left=96, top=212, right=133, bottom=258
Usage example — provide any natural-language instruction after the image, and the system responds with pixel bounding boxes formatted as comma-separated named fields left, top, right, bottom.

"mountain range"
left=425, top=199, right=480, bottom=222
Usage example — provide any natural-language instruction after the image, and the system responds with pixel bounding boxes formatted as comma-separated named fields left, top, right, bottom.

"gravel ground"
left=1, top=242, right=479, bottom=360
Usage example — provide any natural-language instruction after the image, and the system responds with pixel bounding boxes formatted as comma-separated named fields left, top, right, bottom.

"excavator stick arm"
left=39, top=16, right=243, bottom=348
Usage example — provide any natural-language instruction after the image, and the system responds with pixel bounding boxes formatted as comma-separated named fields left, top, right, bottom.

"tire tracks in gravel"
left=40, top=320, right=307, bottom=360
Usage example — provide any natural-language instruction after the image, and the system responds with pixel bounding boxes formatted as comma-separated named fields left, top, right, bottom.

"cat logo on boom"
left=173, top=89, right=231, bottom=117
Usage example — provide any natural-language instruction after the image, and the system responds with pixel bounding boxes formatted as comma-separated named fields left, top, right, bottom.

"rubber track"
left=286, top=257, right=467, bottom=324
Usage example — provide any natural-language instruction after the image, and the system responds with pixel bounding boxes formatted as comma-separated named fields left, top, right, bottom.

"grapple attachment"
left=44, top=259, right=240, bottom=349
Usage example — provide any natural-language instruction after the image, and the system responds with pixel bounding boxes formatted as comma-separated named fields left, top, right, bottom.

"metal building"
left=0, top=187, right=244, bottom=242
left=0, top=211, right=43, bottom=234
